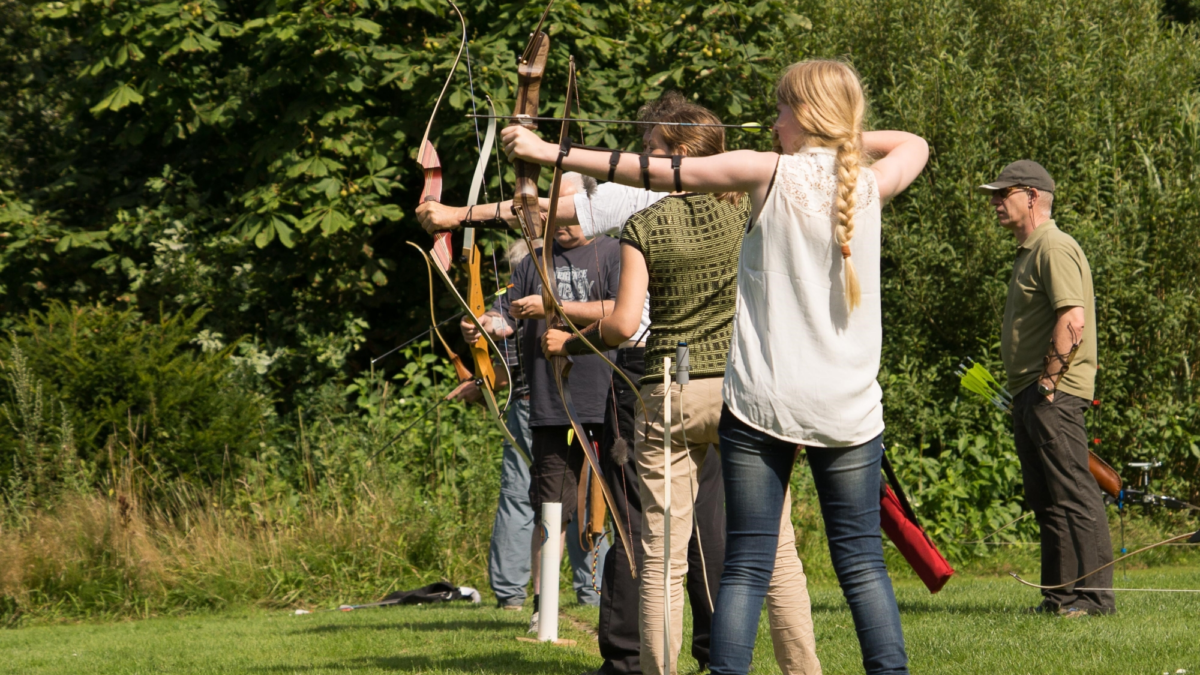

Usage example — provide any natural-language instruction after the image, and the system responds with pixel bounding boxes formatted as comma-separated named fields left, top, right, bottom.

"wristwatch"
left=1038, top=382, right=1056, bottom=397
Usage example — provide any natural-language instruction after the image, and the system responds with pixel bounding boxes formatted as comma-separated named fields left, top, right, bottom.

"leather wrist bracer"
left=564, top=321, right=611, bottom=356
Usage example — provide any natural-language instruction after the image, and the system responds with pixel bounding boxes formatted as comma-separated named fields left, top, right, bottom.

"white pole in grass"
left=537, top=501, right=561, bottom=643
left=662, top=357, right=672, bottom=674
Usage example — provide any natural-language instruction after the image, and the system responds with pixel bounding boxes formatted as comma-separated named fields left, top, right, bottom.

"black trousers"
left=1013, top=386, right=1115, bottom=612
left=530, top=422, right=604, bottom=527
left=596, top=347, right=726, bottom=675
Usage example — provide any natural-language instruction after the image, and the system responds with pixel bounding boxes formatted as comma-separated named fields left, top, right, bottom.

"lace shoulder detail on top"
left=775, top=152, right=879, bottom=218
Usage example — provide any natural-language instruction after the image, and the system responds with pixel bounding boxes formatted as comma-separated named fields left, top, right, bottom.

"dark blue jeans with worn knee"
left=710, top=407, right=908, bottom=675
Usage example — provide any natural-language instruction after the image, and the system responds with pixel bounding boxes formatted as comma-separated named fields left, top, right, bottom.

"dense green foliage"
left=825, top=0, right=1200, bottom=540
left=1, top=319, right=508, bottom=623
left=1, top=303, right=270, bottom=493
left=0, top=0, right=796, bottom=395
left=2, top=0, right=1200, bottom=603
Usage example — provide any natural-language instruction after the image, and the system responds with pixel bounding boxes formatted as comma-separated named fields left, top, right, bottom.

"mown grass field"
left=2, top=567, right=1198, bottom=675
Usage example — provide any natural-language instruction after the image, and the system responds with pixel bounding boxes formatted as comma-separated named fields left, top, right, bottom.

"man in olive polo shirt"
left=980, top=160, right=1114, bottom=617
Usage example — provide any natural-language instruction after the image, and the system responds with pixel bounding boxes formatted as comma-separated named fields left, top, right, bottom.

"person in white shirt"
left=502, top=60, right=928, bottom=675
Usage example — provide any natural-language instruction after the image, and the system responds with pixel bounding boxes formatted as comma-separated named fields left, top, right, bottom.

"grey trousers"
left=1012, top=386, right=1115, bottom=612
left=487, top=398, right=610, bottom=607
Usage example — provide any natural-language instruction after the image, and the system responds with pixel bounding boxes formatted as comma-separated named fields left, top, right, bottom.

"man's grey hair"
left=1038, top=189, right=1054, bottom=216
left=506, top=238, right=542, bottom=266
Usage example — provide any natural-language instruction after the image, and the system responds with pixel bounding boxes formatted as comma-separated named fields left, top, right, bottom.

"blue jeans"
left=489, top=399, right=536, bottom=607
left=710, top=408, right=907, bottom=675
left=487, top=399, right=609, bottom=607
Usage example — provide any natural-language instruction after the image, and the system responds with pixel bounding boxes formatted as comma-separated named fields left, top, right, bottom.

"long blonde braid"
left=834, top=136, right=863, bottom=311
left=776, top=60, right=867, bottom=312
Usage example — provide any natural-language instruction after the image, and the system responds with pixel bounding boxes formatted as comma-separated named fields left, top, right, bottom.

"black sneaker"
left=1024, top=599, right=1061, bottom=615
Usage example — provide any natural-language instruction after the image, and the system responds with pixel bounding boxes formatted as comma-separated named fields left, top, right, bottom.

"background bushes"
left=1, top=302, right=271, bottom=488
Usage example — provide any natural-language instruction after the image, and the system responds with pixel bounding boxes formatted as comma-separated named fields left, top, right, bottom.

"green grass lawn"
left=2, top=568, right=1198, bottom=675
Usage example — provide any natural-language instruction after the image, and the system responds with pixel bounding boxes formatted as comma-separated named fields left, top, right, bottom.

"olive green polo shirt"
left=1001, top=220, right=1097, bottom=400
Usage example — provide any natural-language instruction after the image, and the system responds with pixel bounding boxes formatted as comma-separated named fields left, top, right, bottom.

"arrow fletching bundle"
left=956, top=359, right=1012, bottom=413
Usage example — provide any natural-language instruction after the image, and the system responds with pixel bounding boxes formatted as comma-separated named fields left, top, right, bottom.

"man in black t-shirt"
left=501, top=224, right=619, bottom=631
left=463, top=234, right=612, bottom=614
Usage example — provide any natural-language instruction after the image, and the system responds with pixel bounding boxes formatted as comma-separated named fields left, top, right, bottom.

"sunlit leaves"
left=52, top=230, right=111, bottom=253
left=89, top=82, right=144, bottom=113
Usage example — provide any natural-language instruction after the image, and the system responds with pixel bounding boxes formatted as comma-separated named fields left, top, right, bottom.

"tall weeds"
left=0, top=334, right=505, bottom=627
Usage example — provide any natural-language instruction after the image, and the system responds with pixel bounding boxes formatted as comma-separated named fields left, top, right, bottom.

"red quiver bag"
left=879, top=454, right=954, bottom=594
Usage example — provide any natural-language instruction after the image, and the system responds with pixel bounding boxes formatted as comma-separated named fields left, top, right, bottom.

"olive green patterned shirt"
left=620, top=193, right=749, bottom=384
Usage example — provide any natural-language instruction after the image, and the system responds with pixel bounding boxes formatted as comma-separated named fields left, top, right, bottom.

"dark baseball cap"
left=977, top=160, right=1055, bottom=194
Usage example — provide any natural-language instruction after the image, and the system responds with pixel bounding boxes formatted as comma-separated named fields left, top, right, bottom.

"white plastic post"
left=662, top=357, right=672, bottom=674
left=537, top=502, right=562, bottom=643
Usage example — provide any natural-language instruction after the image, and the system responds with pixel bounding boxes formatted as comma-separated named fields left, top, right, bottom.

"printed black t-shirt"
left=503, top=236, right=619, bottom=427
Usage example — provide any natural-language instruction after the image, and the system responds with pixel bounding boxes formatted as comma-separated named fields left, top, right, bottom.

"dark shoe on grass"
left=1024, top=600, right=1061, bottom=615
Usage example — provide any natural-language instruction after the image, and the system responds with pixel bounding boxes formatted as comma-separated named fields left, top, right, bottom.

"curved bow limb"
left=528, top=60, right=649, bottom=439
left=411, top=3, right=527, bottom=465
left=417, top=0, right=467, bottom=270
left=459, top=104, right=504, bottom=405
left=407, top=241, right=531, bottom=466
left=1009, top=529, right=1200, bottom=590
left=519, top=56, right=639, bottom=578
left=504, top=34, right=639, bottom=575
left=510, top=34, right=550, bottom=241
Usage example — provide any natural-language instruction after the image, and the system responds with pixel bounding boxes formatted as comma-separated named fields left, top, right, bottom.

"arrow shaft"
left=466, top=113, right=766, bottom=130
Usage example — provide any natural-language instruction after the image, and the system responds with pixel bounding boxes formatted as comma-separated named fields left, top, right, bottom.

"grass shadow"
left=292, top=617, right=520, bottom=635
left=247, top=648, right=592, bottom=674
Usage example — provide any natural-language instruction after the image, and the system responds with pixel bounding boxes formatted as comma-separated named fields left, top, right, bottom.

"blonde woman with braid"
left=503, top=60, right=928, bottom=675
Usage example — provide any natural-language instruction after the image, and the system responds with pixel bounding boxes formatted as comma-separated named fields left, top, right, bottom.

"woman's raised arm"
left=502, top=126, right=777, bottom=207
left=863, top=130, right=929, bottom=201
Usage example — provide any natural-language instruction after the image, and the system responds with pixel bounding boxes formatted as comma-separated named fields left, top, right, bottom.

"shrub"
left=0, top=302, right=271, bottom=486
left=1, top=0, right=1198, bottom=575
left=784, top=0, right=1200, bottom=520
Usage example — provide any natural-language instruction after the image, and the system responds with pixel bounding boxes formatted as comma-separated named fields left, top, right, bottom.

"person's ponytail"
left=834, top=136, right=862, bottom=312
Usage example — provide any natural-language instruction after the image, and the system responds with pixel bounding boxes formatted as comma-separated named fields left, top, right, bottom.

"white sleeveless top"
left=722, top=147, right=884, bottom=448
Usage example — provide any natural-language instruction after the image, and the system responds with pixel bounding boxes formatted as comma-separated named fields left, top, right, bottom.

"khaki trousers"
left=636, top=376, right=821, bottom=675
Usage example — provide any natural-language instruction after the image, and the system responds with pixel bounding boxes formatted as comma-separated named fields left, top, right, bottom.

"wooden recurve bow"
left=411, top=0, right=527, bottom=464
left=1010, top=528, right=1200, bottom=590
left=507, top=43, right=637, bottom=575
